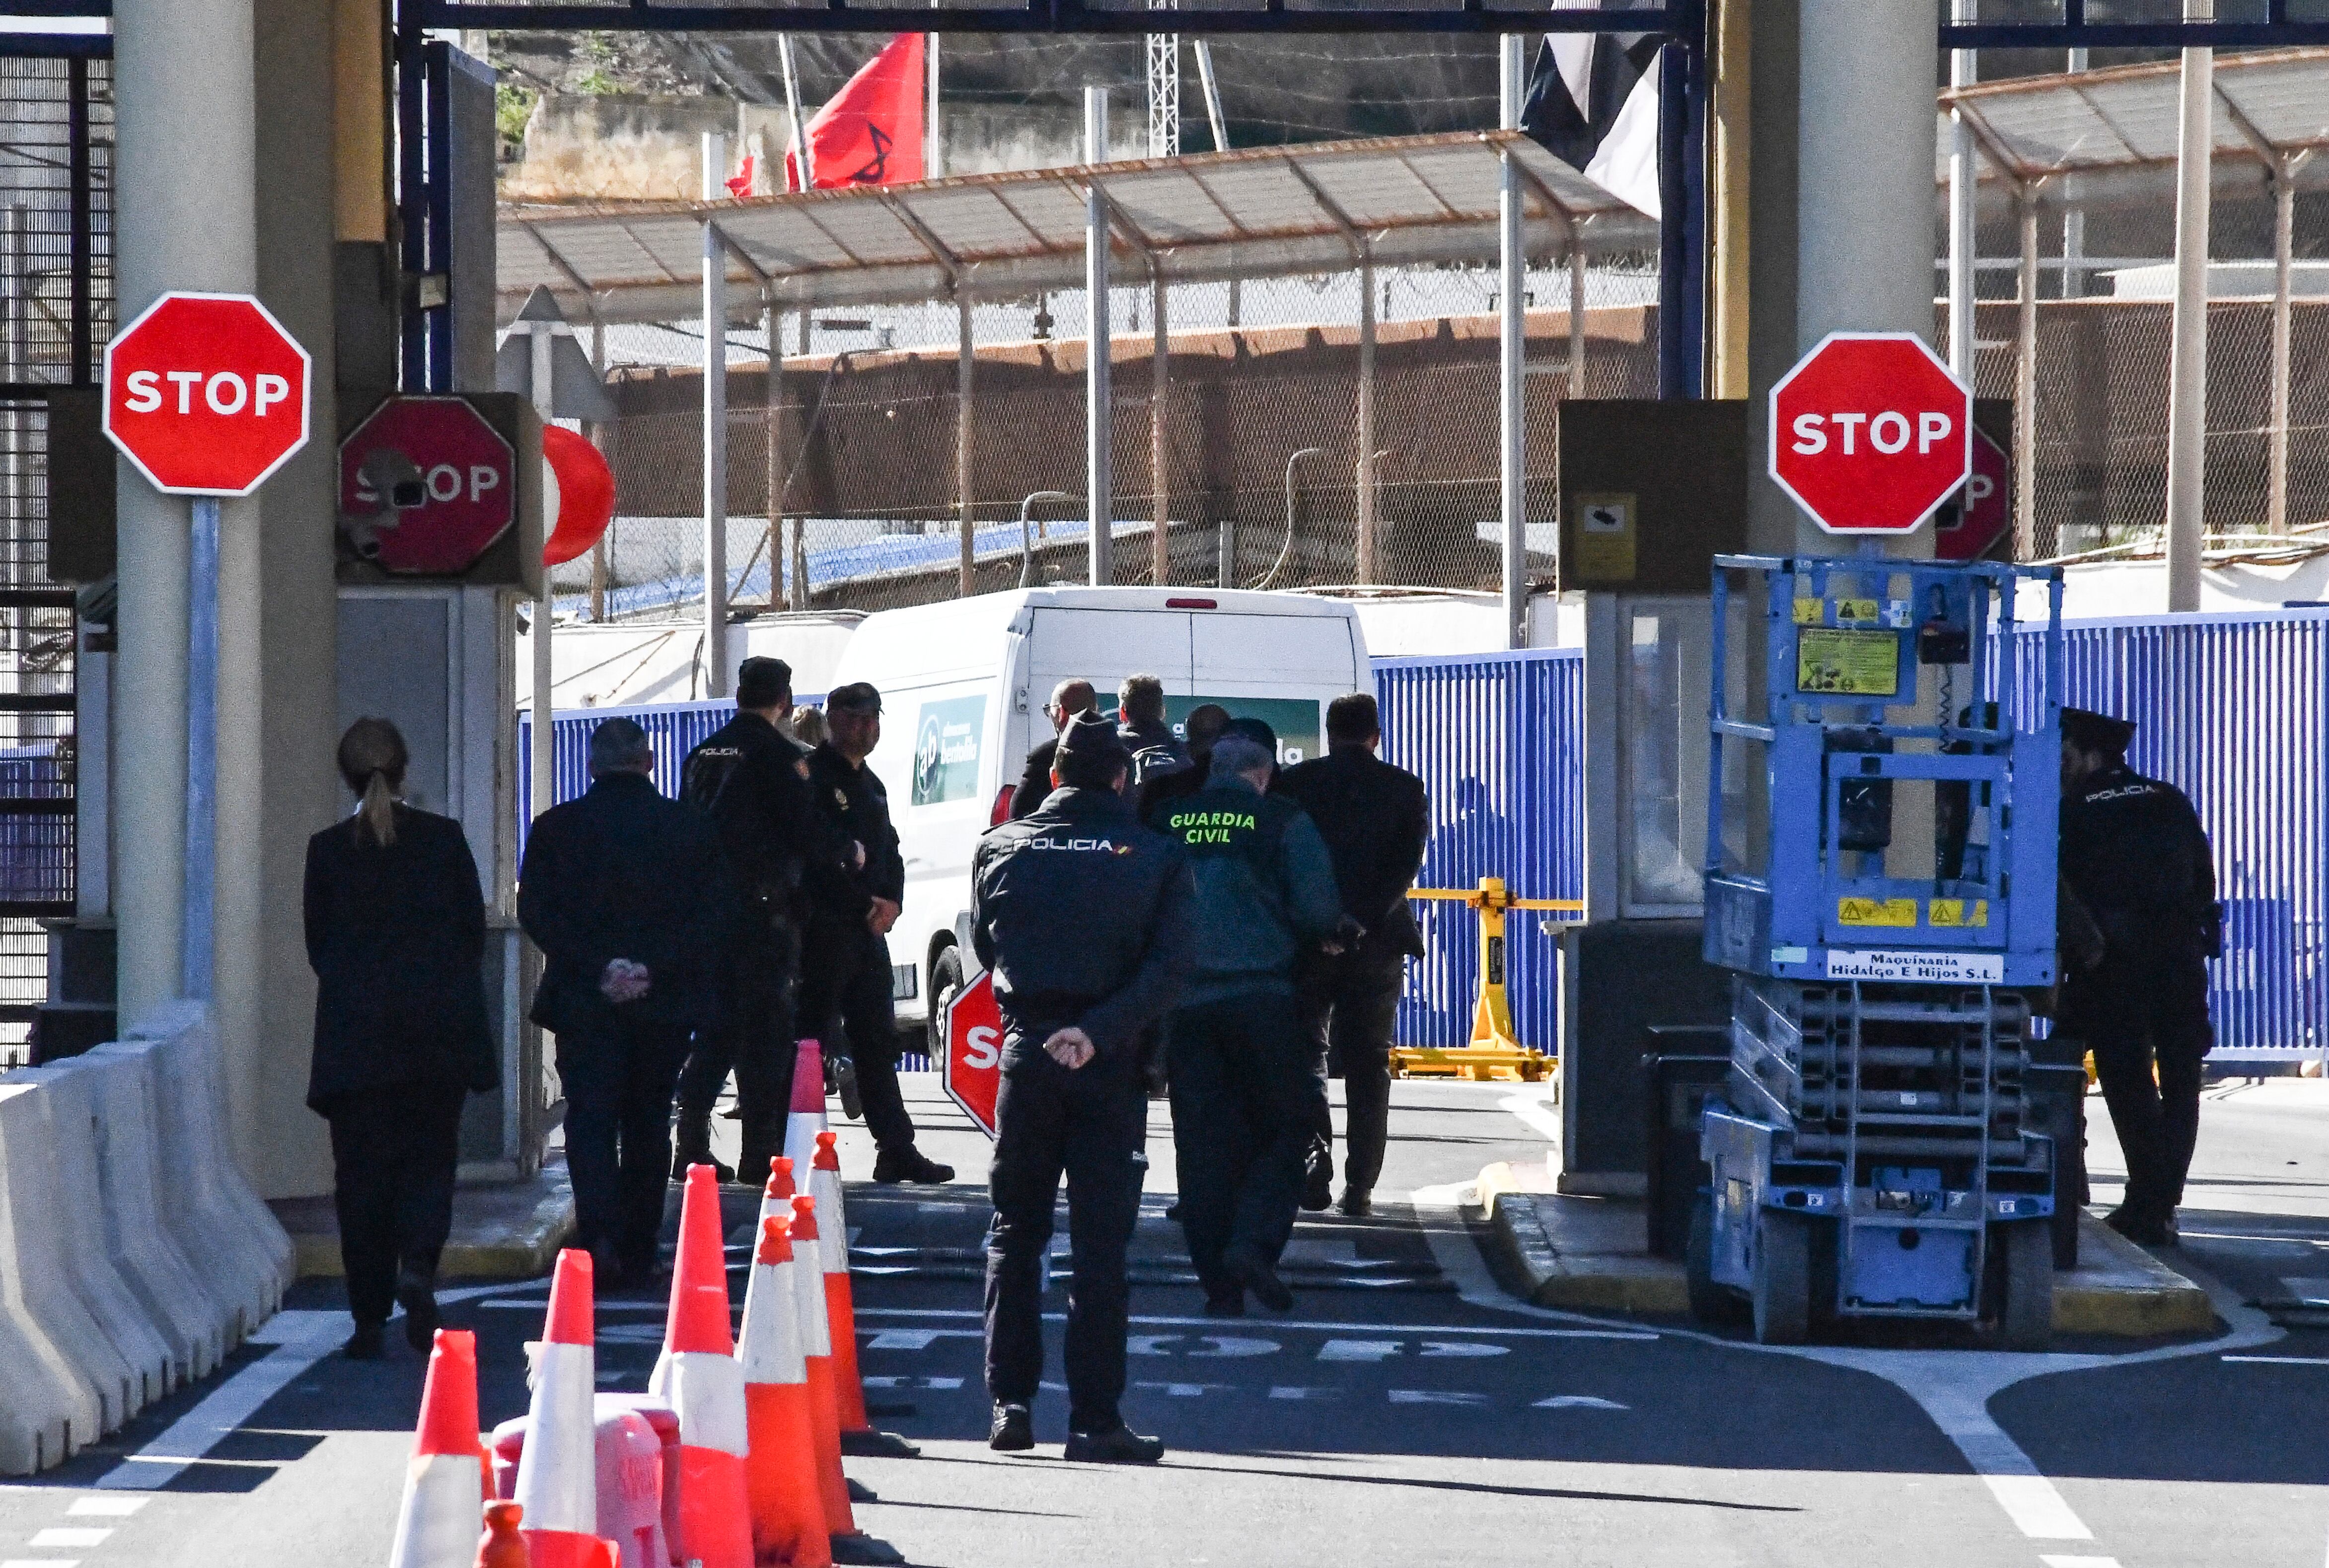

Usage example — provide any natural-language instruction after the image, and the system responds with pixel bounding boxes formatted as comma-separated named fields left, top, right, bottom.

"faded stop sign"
left=1769, top=332, right=1973, bottom=536
left=103, top=291, right=312, bottom=496
left=943, top=969, right=1003, bottom=1140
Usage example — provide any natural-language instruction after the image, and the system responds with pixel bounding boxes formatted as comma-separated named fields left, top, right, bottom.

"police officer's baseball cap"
left=735, top=656, right=793, bottom=709
left=2061, top=707, right=2135, bottom=756
left=827, top=681, right=883, bottom=715
left=1223, top=716, right=1278, bottom=754
left=1054, top=711, right=1130, bottom=783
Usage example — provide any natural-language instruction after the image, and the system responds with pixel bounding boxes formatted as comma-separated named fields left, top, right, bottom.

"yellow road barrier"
left=1392, top=877, right=1585, bottom=1083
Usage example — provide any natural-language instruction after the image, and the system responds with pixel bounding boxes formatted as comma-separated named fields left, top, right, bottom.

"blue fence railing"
left=1375, top=649, right=1587, bottom=1053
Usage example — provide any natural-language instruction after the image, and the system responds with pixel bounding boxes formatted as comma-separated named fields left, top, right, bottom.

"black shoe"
left=833, top=1056, right=864, bottom=1122
left=1202, top=1289, right=1246, bottom=1318
left=1338, top=1188, right=1374, bottom=1218
left=1223, top=1243, right=1294, bottom=1313
left=1164, top=1202, right=1182, bottom=1222
left=2104, top=1206, right=2172, bottom=1247
left=395, top=1265, right=440, bottom=1353
left=586, top=1242, right=629, bottom=1292
left=343, top=1322, right=385, bottom=1361
left=989, top=1402, right=1034, bottom=1451
left=872, top=1147, right=955, bottom=1185
left=671, top=1147, right=734, bottom=1184
left=1301, top=1164, right=1334, bottom=1213
left=1064, top=1424, right=1165, bottom=1465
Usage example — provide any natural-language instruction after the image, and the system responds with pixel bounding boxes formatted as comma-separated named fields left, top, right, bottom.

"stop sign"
left=1935, top=426, right=2010, bottom=563
left=104, top=291, right=312, bottom=497
left=942, top=969, right=1003, bottom=1140
left=1769, top=332, right=1972, bottom=535
left=338, top=396, right=516, bottom=574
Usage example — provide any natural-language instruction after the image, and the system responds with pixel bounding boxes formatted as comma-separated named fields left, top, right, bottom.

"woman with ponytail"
left=301, top=717, right=496, bottom=1360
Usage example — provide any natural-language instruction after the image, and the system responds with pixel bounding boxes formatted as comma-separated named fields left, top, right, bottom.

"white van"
left=824, top=585, right=1372, bottom=1044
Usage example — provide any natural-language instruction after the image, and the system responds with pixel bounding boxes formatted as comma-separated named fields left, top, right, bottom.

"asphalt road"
left=2, top=1072, right=2323, bottom=1568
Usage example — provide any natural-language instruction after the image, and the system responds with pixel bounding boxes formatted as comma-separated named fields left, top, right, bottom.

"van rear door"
left=1025, top=607, right=1195, bottom=707
left=1187, top=610, right=1364, bottom=766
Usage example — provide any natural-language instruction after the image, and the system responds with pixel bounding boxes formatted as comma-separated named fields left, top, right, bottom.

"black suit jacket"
left=518, top=772, right=731, bottom=1037
left=302, top=805, right=495, bottom=1112
left=1008, top=737, right=1059, bottom=821
left=1277, top=745, right=1431, bottom=964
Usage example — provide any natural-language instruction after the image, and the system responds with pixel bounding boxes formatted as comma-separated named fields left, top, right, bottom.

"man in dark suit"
left=673, top=656, right=860, bottom=1187
left=1008, top=678, right=1096, bottom=821
left=1277, top=693, right=1430, bottom=1217
left=519, top=716, right=729, bottom=1285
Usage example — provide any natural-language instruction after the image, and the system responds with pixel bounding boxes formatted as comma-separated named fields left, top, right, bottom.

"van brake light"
left=990, top=784, right=1015, bottom=826
left=1165, top=597, right=1219, bottom=610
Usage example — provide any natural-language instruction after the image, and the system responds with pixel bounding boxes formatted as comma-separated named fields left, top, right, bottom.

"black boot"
left=989, top=1402, right=1033, bottom=1451
left=670, top=1116, right=731, bottom=1183
left=395, top=1264, right=440, bottom=1353
left=1223, top=1242, right=1294, bottom=1312
left=1064, top=1424, right=1165, bottom=1464
left=871, top=1147, right=955, bottom=1185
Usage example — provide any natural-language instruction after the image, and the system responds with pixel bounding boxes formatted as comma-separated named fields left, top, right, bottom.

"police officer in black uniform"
left=974, top=714, right=1194, bottom=1463
left=1279, top=693, right=1430, bottom=1218
left=673, top=657, right=858, bottom=1188
left=801, top=682, right=954, bottom=1184
left=2056, top=707, right=2219, bottom=1246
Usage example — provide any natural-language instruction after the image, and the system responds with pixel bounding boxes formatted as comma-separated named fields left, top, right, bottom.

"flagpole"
left=927, top=4, right=942, bottom=178
left=779, top=35, right=811, bottom=190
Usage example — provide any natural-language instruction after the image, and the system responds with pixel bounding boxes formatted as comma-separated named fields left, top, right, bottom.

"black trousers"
left=325, top=1081, right=468, bottom=1327
left=1301, top=958, right=1405, bottom=1197
left=1169, top=989, right=1322, bottom=1293
left=984, top=1042, right=1148, bottom=1433
left=800, top=924, right=916, bottom=1154
left=675, top=921, right=801, bottom=1181
left=2062, top=954, right=2212, bottom=1223
left=560, top=1014, right=693, bottom=1271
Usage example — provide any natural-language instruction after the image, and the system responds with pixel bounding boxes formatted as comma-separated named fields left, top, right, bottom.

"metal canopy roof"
left=1940, top=46, right=2329, bottom=212
left=499, top=129, right=1657, bottom=326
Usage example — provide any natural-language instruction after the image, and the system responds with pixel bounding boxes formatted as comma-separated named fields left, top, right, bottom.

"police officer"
left=974, top=714, right=1193, bottom=1462
left=673, top=657, right=858, bottom=1187
left=800, top=682, right=954, bottom=1184
left=2056, top=707, right=2219, bottom=1247
left=1157, top=732, right=1348, bottom=1315
left=1279, top=693, right=1430, bottom=1218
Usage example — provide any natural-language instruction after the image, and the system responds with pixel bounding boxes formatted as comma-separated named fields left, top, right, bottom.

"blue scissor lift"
left=1690, top=554, right=2065, bottom=1348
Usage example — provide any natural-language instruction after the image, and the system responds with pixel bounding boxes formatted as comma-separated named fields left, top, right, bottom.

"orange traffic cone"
left=476, top=1501, right=528, bottom=1568
left=650, top=1166, right=755, bottom=1568
left=788, top=1194, right=855, bottom=1539
left=737, top=1215, right=833, bottom=1568
left=513, top=1250, right=602, bottom=1568
left=391, top=1328, right=489, bottom=1568
left=782, top=1040, right=828, bottom=1187
left=762, top=1157, right=797, bottom=1225
left=809, top=1134, right=918, bottom=1465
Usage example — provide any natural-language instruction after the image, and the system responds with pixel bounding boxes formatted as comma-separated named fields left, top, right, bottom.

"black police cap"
left=826, top=681, right=883, bottom=715
left=2061, top=707, right=2136, bottom=756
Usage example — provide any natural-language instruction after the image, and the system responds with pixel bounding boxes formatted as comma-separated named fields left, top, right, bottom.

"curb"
left=1479, top=1162, right=2218, bottom=1336
left=277, top=1168, right=576, bottom=1282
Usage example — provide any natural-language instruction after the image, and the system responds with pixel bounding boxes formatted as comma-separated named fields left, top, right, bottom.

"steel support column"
left=2268, top=152, right=2298, bottom=535
left=958, top=291, right=976, bottom=595
left=702, top=132, right=730, bottom=693
left=1086, top=86, right=1113, bottom=588
left=1498, top=33, right=1527, bottom=648
left=1357, top=246, right=1378, bottom=586
left=1151, top=273, right=1169, bottom=586
left=2015, top=185, right=2040, bottom=560
left=2165, top=0, right=2213, bottom=612
left=1946, top=0, right=1977, bottom=383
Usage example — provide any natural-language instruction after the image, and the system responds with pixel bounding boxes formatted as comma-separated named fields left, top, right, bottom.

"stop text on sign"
left=119, top=368, right=296, bottom=420
left=348, top=462, right=504, bottom=508
left=1768, top=331, right=1973, bottom=536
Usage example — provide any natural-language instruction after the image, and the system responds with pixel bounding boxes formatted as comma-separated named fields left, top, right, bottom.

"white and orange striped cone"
left=513, top=1249, right=605, bottom=1568
left=760, top=1156, right=797, bottom=1230
left=781, top=1040, right=828, bottom=1190
left=789, top=1195, right=858, bottom=1541
left=389, top=1328, right=490, bottom=1568
left=736, top=1215, right=833, bottom=1568
left=812, top=1134, right=918, bottom=1462
left=649, top=1166, right=755, bottom=1568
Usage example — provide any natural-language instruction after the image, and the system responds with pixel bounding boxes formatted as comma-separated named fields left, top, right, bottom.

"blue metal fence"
left=2023, top=609, right=2329, bottom=1059
left=1374, top=649, right=1587, bottom=1052
left=516, top=697, right=824, bottom=858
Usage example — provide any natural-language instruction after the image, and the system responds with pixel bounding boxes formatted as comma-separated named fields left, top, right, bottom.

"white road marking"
left=2222, top=1354, right=2329, bottom=1366
left=1419, top=1341, right=1508, bottom=1357
left=1317, top=1340, right=1401, bottom=1362
left=2, top=1558, right=82, bottom=1568
left=2278, top=1277, right=2329, bottom=1305
left=92, top=1311, right=346, bottom=1492
left=1133, top=1381, right=1230, bottom=1397
left=1186, top=1336, right=1277, bottom=1358
left=860, top=1376, right=963, bottom=1391
left=1267, top=1387, right=1338, bottom=1401
left=65, top=1501, right=143, bottom=1517
left=26, top=1535, right=106, bottom=1551
left=2038, top=1557, right=2123, bottom=1568
left=1498, top=1093, right=1563, bottom=1145
left=849, top=1303, right=1655, bottom=1339
left=1387, top=1390, right=1486, bottom=1406
left=1533, top=1395, right=1628, bottom=1410
left=860, top=1328, right=982, bottom=1351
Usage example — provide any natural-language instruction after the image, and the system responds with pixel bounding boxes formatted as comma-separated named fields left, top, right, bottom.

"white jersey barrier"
left=0, top=1008, right=293, bottom=1474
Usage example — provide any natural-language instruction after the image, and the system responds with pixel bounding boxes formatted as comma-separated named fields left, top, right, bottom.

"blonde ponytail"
left=336, top=716, right=410, bottom=849
left=358, top=770, right=398, bottom=847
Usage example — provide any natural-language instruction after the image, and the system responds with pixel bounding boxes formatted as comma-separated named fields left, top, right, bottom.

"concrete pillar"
left=956, top=292, right=975, bottom=595
left=701, top=134, right=730, bottom=695
left=1356, top=248, right=1377, bottom=586
left=113, top=0, right=257, bottom=1024
left=2164, top=0, right=2213, bottom=612
left=1150, top=274, right=1169, bottom=588
left=1498, top=33, right=1526, bottom=649
left=1085, top=87, right=1112, bottom=588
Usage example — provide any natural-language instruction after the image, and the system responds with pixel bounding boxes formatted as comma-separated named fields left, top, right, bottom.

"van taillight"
left=990, top=784, right=1015, bottom=826
left=1166, top=597, right=1218, bottom=610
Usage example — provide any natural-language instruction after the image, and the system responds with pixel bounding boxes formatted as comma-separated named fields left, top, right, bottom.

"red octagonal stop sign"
left=104, top=291, right=312, bottom=497
left=1769, top=332, right=1972, bottom=535
left=339, top=396, right=516, bottom=574
left=943, top=969, right=1003, bottom=1140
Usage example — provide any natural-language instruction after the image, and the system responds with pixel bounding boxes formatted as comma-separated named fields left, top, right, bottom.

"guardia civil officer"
left=1157, top=733, right=1347, bottom=1314
left=974, top=714, right=1193, bottom=1462
left=672, top=656, right=860, bottom=1188
left=800, top=682, right=954, bottom=1184
left=520, top=718, right=728, bottom=1286
left=2056, top=707, right=2219, bottom=1247
left=1279, top=693, right=1430, bottom=1218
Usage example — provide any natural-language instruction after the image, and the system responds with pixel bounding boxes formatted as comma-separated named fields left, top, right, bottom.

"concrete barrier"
left=0, top=1083, right=138, bottom=1437
left=99, top=1032, right=273, bottom=1339
left=175, top=1011, right=296, bottom=1295
left=13, top=1059, right=176, bottom=1412
left=79, top=1047, right=228, bottom=1380
left=0, top=1084, right=107, bottom=1471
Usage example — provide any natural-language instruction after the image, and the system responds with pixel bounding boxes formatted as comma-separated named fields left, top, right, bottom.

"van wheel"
left=925, top=946, right=965, bottom=1062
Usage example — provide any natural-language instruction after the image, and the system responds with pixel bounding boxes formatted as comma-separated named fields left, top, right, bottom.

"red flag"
left=784, top=34, right=926, bottom=192
left=725, top=152, right=756, bottom=199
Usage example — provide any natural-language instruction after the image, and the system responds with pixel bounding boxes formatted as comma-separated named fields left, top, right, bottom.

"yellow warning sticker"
left=1929, top=899, right=1990, bottom=928
left=1797, top=628, right=1901, bottom=696
left=1838, top=897, right=1919, bottom=927
left=1792, top=598, right=1824, bottom=626
left=1833, top=598, right=1881, bottom=624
